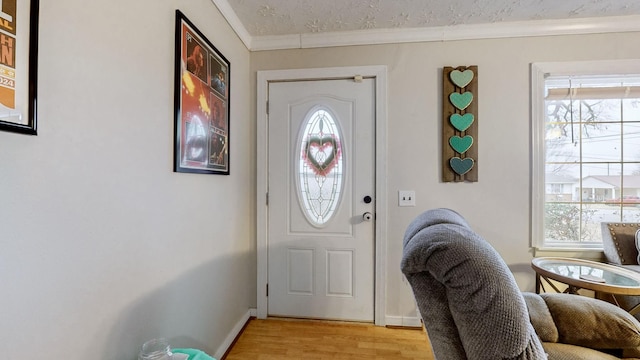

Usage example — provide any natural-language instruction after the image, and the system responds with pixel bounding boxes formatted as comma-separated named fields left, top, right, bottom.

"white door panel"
left=267, top=78, right=375, bottom=321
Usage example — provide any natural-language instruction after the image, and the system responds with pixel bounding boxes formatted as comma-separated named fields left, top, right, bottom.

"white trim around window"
left=531, top=59, right=640, bottom=250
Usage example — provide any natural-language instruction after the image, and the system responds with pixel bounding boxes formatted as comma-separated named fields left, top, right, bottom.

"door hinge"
left=266, top=192, right=269, bottom=206
left=266, top=283, right=268, bottom=297
left=266, top=101, right=269, bottom=115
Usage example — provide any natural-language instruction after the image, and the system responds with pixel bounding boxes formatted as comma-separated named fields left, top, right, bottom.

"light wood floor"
left=223, top=318, right=435, bottom=360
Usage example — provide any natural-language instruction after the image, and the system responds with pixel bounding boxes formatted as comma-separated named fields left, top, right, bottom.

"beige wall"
left=250, top=32, right=640, bottom=320
left=3, top=2, right=640, bottom=356
left=0, top=1, right=253, bottom=359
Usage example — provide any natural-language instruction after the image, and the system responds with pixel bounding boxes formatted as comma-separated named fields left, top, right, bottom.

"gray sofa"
left=402, top=209, right=640, bottom=359
left=601, top=222, right=640, bottom=319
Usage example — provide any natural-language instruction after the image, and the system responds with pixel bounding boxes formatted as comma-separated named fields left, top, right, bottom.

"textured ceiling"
left=227, top=0, right=640, bottom=36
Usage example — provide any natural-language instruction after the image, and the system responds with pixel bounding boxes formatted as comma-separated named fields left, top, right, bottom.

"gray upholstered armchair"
left=402, top=209, right=640, bottom=359
left=601, top=222, right=640, bottom=319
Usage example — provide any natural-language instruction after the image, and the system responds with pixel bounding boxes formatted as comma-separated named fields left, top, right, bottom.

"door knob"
left=362, top=212, right=373, bottom=221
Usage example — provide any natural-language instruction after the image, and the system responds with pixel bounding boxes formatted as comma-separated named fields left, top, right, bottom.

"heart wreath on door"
left=303, top=135, right=342, bottom=176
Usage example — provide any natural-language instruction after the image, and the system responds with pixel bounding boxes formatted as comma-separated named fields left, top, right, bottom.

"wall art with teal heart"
left=442, top=65, right=478, bottom=182
left=449, top=157, right=474, bottom=176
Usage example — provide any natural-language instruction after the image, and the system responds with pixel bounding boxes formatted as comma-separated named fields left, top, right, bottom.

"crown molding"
left=209, top=1, right=640, bottom=52
left=250, top=34, right=302, bottom=51
left=210, top=0, right=253, bottom=50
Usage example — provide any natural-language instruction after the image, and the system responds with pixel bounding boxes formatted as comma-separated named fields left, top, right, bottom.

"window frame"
left=531, top=60, right=640, bottom=250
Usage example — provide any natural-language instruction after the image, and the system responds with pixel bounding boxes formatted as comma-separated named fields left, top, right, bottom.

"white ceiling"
left=227, top=0, right=640, bottom=36
left=213, top=0, right=640, bottom=50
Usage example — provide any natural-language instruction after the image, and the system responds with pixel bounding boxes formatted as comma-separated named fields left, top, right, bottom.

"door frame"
left=256, top=66, right=388, bottom=325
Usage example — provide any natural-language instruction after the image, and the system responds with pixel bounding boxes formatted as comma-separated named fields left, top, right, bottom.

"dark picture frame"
left=0, top=0, right=39, bottom=135
left=174, top=10, right=230, bottom=174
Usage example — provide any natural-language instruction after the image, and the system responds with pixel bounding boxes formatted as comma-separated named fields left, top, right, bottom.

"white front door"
left=267, top=77, right=376, bottom=321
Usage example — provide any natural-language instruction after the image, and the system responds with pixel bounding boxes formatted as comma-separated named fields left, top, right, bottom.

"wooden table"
left=531, top=257, right=640, bottom=315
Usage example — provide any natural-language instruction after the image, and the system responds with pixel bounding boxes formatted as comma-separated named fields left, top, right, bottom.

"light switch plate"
left=398, top=190, right=416, bottom=207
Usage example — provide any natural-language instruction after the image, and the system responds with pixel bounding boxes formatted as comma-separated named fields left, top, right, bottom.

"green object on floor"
left=173, top=348, right=216, bottom=360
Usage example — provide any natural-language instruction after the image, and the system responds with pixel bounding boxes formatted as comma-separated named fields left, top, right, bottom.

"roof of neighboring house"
left=583, top=175, right=640, bottom=188
left=545, top=174, right=578, bottom=184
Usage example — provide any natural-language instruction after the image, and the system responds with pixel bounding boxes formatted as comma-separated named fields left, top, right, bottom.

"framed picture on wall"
left=0, top=0, right=39, bottom=135
left=174, top=9, right=230, bottom=175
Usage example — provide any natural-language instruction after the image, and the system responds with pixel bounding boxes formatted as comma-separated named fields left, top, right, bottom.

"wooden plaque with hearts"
left=442, top=65, right=478, bottom=182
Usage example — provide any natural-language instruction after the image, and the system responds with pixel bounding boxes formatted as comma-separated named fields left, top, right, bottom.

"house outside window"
left=531, top=60, right=640, bottom=250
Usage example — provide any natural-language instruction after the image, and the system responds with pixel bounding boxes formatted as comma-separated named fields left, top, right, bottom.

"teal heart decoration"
left=449, top=92, right=473, bottom=111
left=449, top=135, right=473, bottom=154
left=450, top=113, right=474, bottom=132
left=450, top=69, right=474, bottom=88
left=450, top=157, right=475, bottom=175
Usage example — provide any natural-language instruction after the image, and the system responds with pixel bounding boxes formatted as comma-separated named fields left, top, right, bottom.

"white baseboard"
left=213, top=308, right=256, bottom=359
left=385, top=315, right=422, bottom=328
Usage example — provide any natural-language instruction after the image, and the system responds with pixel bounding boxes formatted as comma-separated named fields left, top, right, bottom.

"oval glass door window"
left=296, top=108, right=344, bottom=227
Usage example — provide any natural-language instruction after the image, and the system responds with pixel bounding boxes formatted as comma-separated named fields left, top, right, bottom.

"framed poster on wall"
left=0, top=0, right=39, bottom=135
left=174, top=10, right=230, bottom=175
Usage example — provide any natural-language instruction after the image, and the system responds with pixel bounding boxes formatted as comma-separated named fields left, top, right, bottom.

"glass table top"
left=532, top=257, right=640, bottom=291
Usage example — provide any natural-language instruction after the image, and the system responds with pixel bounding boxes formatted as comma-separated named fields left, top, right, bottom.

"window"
left=296, top=107, right=344, bottom=227
left=532, top=60, right=640, bottom=249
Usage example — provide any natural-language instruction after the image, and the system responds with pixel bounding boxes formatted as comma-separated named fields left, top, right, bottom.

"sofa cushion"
left=623, top=345, right=640, bottom=359
left=541, top=293, right=640, bottom=350
left=542, top=343, right=622, bottom=360
left=523, top=292, right=559, bottom=343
